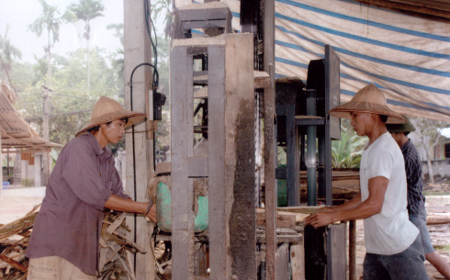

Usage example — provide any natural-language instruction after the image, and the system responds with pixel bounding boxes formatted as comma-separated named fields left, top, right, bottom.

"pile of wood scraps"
left=0, top=204, right=40, bottom=280
left=0, top=206, right=155, bottom=280
left=99, top=211, right=156, bottom=280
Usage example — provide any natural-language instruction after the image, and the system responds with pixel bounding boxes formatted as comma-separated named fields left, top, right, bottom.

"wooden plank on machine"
left=256, top=209, right=296, bottom=229
left=225, top=33, right=257, bottom=280
left=290, top=242, right=305, bottom=280
left=275, top=243, right=290, bottom=280
left=207, top=40, right=228, bottom=279
left=170, top=43, right=195, bottom=278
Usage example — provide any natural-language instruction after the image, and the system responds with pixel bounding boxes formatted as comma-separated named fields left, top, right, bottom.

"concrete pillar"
left=21, top=159, right=28, bottom=186
left=124, top=0, right=155, bottom=279
left=34, top=153, right=42, bottom=187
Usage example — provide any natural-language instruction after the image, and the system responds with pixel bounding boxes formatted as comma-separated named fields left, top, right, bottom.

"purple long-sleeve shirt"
left=26, top=133, right=129, bottom=275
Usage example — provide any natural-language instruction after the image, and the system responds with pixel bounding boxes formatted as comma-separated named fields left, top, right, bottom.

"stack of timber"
left=0, top=206, right=153, bottom=280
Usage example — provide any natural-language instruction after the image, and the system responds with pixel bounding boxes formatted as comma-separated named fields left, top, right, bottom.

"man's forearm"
left=332, top=197, right=381, bottom=222
left=104, top=194, right=148, bottom=214
left=329, top=193, right=362, bottom=212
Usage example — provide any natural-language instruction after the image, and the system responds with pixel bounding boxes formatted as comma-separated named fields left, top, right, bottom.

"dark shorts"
left=409, top=208, right=435, bottom=255
left=363, top=234, right=429, bottom=280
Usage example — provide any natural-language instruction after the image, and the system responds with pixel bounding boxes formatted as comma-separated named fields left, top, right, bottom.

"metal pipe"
left=306, top=89, right=317, bottom=206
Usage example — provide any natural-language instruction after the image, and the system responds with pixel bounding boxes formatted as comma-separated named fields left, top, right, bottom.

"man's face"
left=100, top=120, right=126, bottom=144
left=350, top=112, right=373, bottom=136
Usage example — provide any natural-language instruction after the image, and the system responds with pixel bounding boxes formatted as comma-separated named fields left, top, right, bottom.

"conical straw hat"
left=76, top=96, right=146, bottom=137
left=329, top=84, right=405, bottom=124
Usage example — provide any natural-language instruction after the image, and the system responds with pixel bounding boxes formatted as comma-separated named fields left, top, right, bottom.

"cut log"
left=427, top=215, right=450, bottom=225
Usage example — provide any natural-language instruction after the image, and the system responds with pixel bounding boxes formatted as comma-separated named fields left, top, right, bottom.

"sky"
left=0, top=0, right=124, bottom=63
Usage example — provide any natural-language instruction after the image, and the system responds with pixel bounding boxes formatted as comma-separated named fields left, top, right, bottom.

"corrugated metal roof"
left=0, top=82, right=63, bottom=151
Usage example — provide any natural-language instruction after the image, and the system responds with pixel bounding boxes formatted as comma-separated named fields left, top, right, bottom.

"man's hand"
left=146, top=203, right=157, bottom=223
left=304, top=212, right=336, bottom=228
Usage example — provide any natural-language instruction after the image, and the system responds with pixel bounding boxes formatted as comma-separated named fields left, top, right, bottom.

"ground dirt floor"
left=1, top=186, right=449, bottom=279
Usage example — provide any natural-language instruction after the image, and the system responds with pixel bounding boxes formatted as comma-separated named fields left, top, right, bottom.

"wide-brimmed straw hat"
left=329, top=84, right=405, bottom=124
left=76, top=96, right=146, bottom=137
left=386, top=115, right=415, bottom=133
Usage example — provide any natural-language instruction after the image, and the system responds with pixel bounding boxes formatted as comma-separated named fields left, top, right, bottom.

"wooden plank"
left=254, top=71, right=271, bottom=89
left=276, top=206, right=325, bottom=215
left=275, top=243, right=290, bottom=280
left=225, top=33, right=257, bottom=280
left=256, top=209, right=297, bottom=229
left=208, top=42, right=229, bottom=280
left=170, top=44, right=196, bottom=279
left=264, top=0, right=276, bottom=276
left=155, top=162, right=171, bottom=175
left=328, top=223, right=347, bottom=280
left=187, top=156, right=208, bottom=177
left=0, top=254, right=27, bottom=273
left=145, top=223, right=155, bottom=279
left=286, top=103, right=300, bottom=206
left=107, top=212, right=127, bottom=234
left=290, top=243, right=305, bottom=280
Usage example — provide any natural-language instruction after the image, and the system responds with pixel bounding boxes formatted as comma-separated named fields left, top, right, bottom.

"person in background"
left=387, top=117, right=450, bottom=280
left=26, top=96, right=156, bottom=280
left=305, top=84, right=429, bottom=280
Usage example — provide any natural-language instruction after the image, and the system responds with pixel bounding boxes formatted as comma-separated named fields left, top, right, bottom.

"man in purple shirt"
left=26, top=96, right=156, bottom=279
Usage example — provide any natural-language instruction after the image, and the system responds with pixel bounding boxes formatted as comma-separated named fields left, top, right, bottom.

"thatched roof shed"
left=0, top=81, right=62, bottom=152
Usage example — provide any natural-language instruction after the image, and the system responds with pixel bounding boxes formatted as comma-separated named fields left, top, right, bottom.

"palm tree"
left=0, top=24, right=22, bottom=88
left=152, top=0, right=173, bottom=39
left=65, top=0, right=104, bottom=94
left=106, top=23, right=124, bottom=80
left=28, top=0, right=61, bottom=81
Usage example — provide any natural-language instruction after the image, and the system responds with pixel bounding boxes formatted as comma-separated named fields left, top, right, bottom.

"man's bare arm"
left=305, top=176, right=388, bottom=228
left=104, top=194, right=156, bottom=223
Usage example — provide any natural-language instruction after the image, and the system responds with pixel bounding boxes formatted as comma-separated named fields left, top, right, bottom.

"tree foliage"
left=331, top=119, right=367, bottom=169
left=28, top=0, right=62, bottom=44
left=410, top=117, right=447, bottom=183
left=64, top=0, right=105, bottom=94
left=0, top=25, right=23, bottom=67
left=0, top=25, right=23, bottom=90
left=28, top=0, right=63, bottom=80
left=151, top=0, right=173, bottom=39
left=14, top=46, right=121, bottom=146
left=4, top=0, right=173, bottom=158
